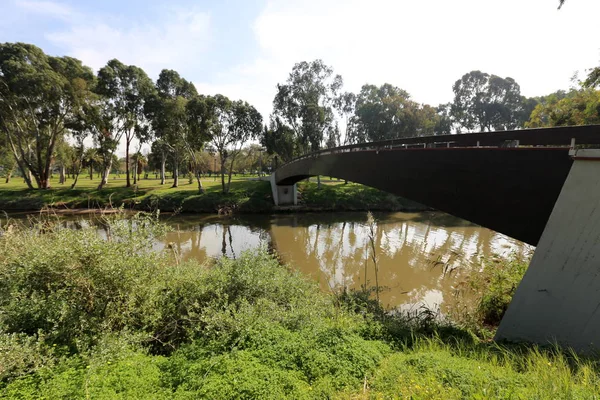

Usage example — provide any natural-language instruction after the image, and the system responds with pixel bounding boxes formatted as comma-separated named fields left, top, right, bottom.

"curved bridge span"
left=274, top=125, right=600, bottom=246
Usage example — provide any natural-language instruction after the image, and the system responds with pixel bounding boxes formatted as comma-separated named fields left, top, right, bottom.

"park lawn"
left=0, top=175, right=426, bottom=213
left=0, top=174, right=274, bottom=212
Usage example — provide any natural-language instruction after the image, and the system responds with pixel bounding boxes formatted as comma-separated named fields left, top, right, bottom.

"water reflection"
left=156, top=212, right=530, bottom=313
left=268, top=212, right=530, bottom=312
left=28, top=211, right=531, bottom=312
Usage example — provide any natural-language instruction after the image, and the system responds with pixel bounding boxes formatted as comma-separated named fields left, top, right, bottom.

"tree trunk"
left=133, top=161, right=137, bottom=185
left=172, top=155, right=179, bottom=188
left=220, top=158, right=227, bottom=193
left=160, top=153, right=166, bottom=185
left=125, top=140, right=131, bottom=187
left=59, top=164, right=66, bottom=184
left=4, top=168, right=12, bottom=184
left=24, top=169, right=34, bottom=189
left=317, top=175, right=321, bottom=189
left=71, top=166, right=82, bottom=189
left=98, top=160, right=112, bottom=189
left=195, top=169, right=204, bottom=193
left=226, top=154, right=237, bottom=193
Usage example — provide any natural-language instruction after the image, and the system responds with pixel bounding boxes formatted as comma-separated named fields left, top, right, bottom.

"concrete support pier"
left=270, top=173, right=297, bottom=206
left=496, top=149, right=600, bottom=352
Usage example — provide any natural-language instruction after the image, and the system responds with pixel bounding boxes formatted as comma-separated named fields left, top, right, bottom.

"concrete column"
left=269, top=173, right=297, bottom=206
left=496, top=149, right=600, bottom=352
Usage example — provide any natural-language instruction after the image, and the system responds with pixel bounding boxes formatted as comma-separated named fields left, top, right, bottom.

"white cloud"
left=14, top=0, right=78, bottom=20
left=197, top=0, right=600, bottom=120
left=17, top=1, right=213, bottom=79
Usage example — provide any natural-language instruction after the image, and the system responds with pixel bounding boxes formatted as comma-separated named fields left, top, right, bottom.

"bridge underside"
left=275, top=148, right=574, bottom=246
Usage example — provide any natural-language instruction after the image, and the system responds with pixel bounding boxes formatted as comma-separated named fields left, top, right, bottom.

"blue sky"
left=1, top=0, right=600, bottom=120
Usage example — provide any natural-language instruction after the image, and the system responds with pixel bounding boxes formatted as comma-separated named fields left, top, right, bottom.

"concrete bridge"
left=271, top=124, right=600, bottom=352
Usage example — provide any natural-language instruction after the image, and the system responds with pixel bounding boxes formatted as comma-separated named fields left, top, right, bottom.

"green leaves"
left=273, top=59, right=341, bottom=154
left=0, top=43, right=95, bottom=189
left=450, top=70, right=526, bottom=132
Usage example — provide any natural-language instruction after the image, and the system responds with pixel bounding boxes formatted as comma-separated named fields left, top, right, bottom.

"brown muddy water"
left=156, top=211, right=531, bottom=314
left=13, top=211, right=532, bottom=314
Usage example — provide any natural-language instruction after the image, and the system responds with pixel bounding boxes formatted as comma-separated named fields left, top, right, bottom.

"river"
left=147, top=211, right=531, bottom=314
left=12, top=210, right=531, bottom=314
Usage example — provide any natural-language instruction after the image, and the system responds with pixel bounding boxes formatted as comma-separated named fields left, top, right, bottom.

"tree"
left=83, top=148, right=101, bottom=181
left=333, top=91, right=357, bottom=145
left=146, top=69, right=207, bottom=190
left=526, top=89, right=600, bottom=127
left=0, top=43, right=94, bottom=189
left=273, top=59, right=342, bottom=154
left=208, top=95, right=262, bottom=193
left=273, top=60, right=342, bottom=187
left=261, top=118, right=296, bottom=166
left=96, top=59, right=154, bottom=188
left=0, top=134, right=15, bottom=183
left=353, top=83, right=438, bottom=142
left=450, top=71, right=525, bottom=132
left=149, top=139, right=171, bottom=185
left=54, top=139, right=74, bottom=185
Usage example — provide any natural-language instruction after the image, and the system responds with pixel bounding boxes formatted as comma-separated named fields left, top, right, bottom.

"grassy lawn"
left=0, top=174, right=273, bottom=212
left=0, top=174, right=426, bottom=213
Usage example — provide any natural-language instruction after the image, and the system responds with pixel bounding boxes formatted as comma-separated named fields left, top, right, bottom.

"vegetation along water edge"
left=1, top=213, right=599, bottom=399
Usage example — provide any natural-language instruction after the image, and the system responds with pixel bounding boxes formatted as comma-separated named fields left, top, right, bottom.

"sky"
left=1, top=0, right=600, bottom=122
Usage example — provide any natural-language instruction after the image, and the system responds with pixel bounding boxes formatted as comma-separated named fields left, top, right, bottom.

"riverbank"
left=0, top=175, right=426, bottom=213
left=0, top=215, right=597, bottom=399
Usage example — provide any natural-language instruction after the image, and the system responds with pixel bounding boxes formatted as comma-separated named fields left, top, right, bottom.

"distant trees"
left=352, top=83, right=449, bottom=142
left=450, top=71, right=528, bottom=132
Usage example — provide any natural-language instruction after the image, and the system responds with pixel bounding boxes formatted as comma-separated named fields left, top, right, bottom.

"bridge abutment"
left=496, top=149, right=600, bottom=352
left=270, top=173, right=297, bottom=206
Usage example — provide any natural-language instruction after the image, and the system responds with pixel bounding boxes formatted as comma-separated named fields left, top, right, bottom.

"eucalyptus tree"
left=273, top=60, right=342, bottom=153
left=0, top=43, right=94, bottom=189
left=0, top=134, right=15, bottom=183
left=207, top=94, right=263, bottom=193
left=260, top=117, right=296, bottom=165
left=145, top=69, right=201, bottom=189
left=149, top=139, right=171, bottom=185
left=333, top=91, right=357, bottom=145
left=273, top=60, right=342, bottom=187
left=96, top=59, right=155, bottom=187
left=450, top=71, right=524, bottom=132
left=353, top=84, right=424, bottom=142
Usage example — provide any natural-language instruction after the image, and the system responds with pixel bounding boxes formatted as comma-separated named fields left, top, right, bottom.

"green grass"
left=0, top=175, right=427, bottom=213
left=1, top=215, right=599, bottom=399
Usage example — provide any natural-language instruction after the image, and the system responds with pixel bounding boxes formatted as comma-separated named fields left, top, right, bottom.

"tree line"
left=1, top=42, right=599, bottom=191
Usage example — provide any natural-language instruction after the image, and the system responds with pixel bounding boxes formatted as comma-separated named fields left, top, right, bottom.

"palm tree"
left=83, top=148, right=101, bottom=181
left=132, top=152, right=148, bottom=184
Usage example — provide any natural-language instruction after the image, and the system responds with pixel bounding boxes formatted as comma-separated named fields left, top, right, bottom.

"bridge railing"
left=280, top=124, right=600, bottom=168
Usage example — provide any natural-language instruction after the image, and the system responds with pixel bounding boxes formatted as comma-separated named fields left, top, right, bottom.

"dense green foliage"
left=1, top=215, right=600, bottom=398
left=452, top=255, right=530, bottom=332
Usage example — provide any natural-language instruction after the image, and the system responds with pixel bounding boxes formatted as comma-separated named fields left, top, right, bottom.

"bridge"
left=271, top=124, right=600, bottom=352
